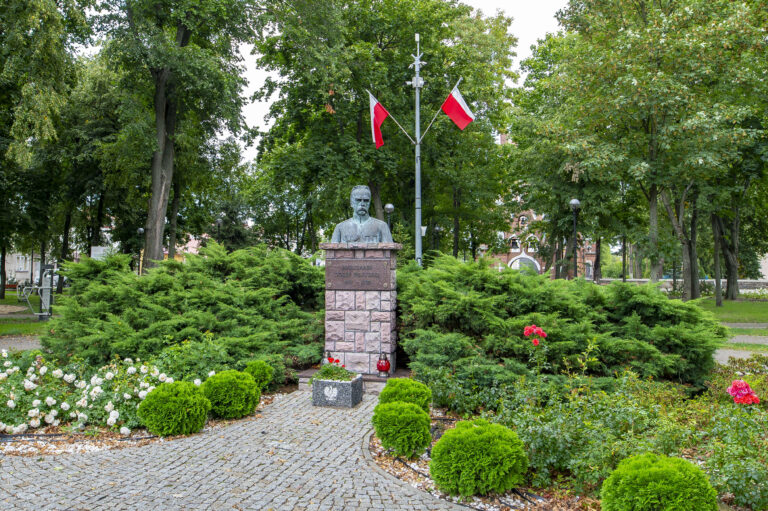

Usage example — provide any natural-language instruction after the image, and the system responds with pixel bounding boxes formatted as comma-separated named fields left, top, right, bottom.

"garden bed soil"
left=369, top=414, right=601, bottom=511
left=0, top=392, right=288, bottom=457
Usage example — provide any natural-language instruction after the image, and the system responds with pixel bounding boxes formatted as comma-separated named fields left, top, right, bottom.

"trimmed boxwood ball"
left=137, top=381, right=211, bottom=436
left=601, top=453, right=718, bottom=511
left=378, top=378, right=432, bottom=412
left=244, top=360, right=274, bottom=391
left=430, top=419, right=528, bottom=497
left=201, top=370, right=260, bottom=419
left=372, top=402, right=431, bottom=458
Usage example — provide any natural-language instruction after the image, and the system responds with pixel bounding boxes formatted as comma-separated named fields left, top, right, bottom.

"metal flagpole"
left=408, top=33, right=425, bottom=265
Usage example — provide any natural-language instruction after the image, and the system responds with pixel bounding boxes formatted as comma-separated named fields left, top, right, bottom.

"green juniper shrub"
left=136, top=381, right=211, bottom=436
left=42, top=246, right=324, bottom=368
left=246, top=353, right=290, bottom=388
left=429, top=418, right=528, bottom=497
left=244, top=360, right=274, bottom=391
left=201, top=370, right=260, bottom=419
left=378, top=378, right=432, bottom=413
left=371, top=402, right=431, bottom=458
left=601, top=453, right=718, bottom=511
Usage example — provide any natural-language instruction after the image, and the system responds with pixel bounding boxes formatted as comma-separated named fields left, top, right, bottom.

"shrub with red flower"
left=311, top=356, right=354, bottom=382
left=727, top=380, right=760, bottom=405
left=524, top=324, right=547, bottom=347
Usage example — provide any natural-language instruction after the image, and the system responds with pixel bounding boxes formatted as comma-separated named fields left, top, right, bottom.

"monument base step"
left=298, top=367, right=410, bottom=394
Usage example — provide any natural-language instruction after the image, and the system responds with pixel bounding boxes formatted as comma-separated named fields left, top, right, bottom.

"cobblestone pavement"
left=714, top=348, right=765, bottom=365
left=0, top=391, right=461, bottom=511
left=722, top=322, right=768, bottom=329
left=0, top=336, right=41, bottom=352
left=728, top=335, right=768, bottom=345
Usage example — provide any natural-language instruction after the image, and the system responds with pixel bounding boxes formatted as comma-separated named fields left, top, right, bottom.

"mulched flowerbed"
left=369, top=411, right=601, bottom=511
left=0, top=392, right=285, bottom=457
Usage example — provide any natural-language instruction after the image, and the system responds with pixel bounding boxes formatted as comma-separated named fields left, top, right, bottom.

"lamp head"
left=569, top=198, right=581, bottom=212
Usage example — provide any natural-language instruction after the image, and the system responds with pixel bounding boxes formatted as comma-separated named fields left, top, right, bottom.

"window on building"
left=519, top=216, right=528, bottom=227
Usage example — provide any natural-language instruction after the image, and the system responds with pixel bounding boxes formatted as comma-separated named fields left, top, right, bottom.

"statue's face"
left=350, top=190, right=371, bottom=218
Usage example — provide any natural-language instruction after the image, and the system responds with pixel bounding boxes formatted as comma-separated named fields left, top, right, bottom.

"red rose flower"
left=533, top=338, right=540, bottom=346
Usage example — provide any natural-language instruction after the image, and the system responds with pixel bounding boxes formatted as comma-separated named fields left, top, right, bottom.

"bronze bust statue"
left=331, top=185, right=393, bottom=243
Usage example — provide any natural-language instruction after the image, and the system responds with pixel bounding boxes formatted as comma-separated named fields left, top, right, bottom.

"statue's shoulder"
left=369, top=217, right=388, bottom=228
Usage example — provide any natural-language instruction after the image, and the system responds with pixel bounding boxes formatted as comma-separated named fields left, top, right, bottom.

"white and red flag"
left=441, top=86, right=475, bottom=130
left=368, top=91, right=390, bottom=149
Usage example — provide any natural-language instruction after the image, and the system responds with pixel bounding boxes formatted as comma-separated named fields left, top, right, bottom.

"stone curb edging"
left=360, top=427, right=465, bottom=510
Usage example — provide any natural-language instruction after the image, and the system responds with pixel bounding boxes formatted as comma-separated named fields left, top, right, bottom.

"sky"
left=239, top=0, right=568, bottom=161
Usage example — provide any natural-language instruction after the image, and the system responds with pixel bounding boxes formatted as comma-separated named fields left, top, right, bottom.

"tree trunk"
left=56, top=210, right=71, bottom=294
left=711, top=214, right=723, bottom=307
left=715, top=214, right=740, bottom=300
left=143, top=24, right=190, bottom=271
left=622, top=235, right=627, bottom=282
left=631, top=244, right=642, bottom=278
left=661, top=186, right=694, bottom=300
left=29, top=249, right=34, bottom=287
left=565, top=232, right=576, bottom=280
left=648, top=184, right=662, bottom=282
left=452, top=188, right=460, bottom=258
left=168, top=173, right=181, bottom=260
left=593, top=236, right=602, bottom=282
left=0, top=243, right=6, bottom=300
left=368, top=181, right=385, bottom=221
left=689, top=200, right=700, bottom=299
left=40, top=240, right=46, bottom=270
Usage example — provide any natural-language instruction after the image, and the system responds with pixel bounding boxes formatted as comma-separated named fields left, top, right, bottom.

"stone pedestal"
left=320, top=242, right=401, bottom=376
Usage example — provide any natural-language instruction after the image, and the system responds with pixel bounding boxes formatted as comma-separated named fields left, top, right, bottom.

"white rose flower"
left=69, top=412, right=77, bottom=418
left=126, top=367, right=137, bottom=375
left=76, top=398, right=87, bottom=408
left=32, top=399, right=41, bottom=407
left=76, top=380, right=86, bottom=389
left=0, top=373, right=6, bottom=382
left=166, top=377, right=174, bottom=384
left=193, top=379, right=201, bottom=386
left=60, top=402, right=70, bottom=411
left=44, top=414, right=55, bottom=424
left=140, top=382, right=149, bottom=389
left=158, top=373, right=167, bottom=382
left=78, top=413, right=88, bottom=422
left=26, top=366, right=34, bottom=375
left=123, top=393, right=132, bottom=400
left=45, top=396, right=56, bottom=406
left=124, top=358, right=133, bottom=364
left=14, top=424, right=27, bottom=434
left=89, top=386, right=103, bottom=398
left=109, top=410, right=119, bottom=420
left=28, top=409, right=39, bottom=417
left=208, top=370, right=215, bottom=377
left=148, top=386, right=155, bottom=392
left=3, top=361, right=10, bottom=367
left=63, top=374, right=76, bottom=383
left=50, top=409, right=58, bottom=417
left=106, top=417, right=116, bottom=426
left=29, top=418, right=40, bottom=428
left=29, top=374, right=38, bottom=382
left=12, top=366, right=19, bottom=372
left=23, top=379, right=37, bottom=391
left=53, top=419, right=60, bottom=426
left=104, top=401, right=114, bottom=413
left=39, top=366, right=48, bottom=375
left=90, top=375, right=104, bottom=386
left=1, top=350, right=6, bottom=358
left=138, top=390, right=147, bottom=399
left=52, top=369, right=64, bottom=378
left=120, top=426, right=131, bottom=436
left=105, top=372, right=114, bottom=381
left=151, top=367, right=159, bottom=377
left=6, top=400, right=15, bottom=409
left=140, top=365, right=148, bottom=374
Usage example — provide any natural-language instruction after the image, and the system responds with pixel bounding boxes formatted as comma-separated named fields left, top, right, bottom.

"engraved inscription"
left=326, top=259, right=391, bottom=290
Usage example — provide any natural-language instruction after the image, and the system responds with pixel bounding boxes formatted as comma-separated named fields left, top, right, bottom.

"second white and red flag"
left=441, top=85, right=475, bottom=130
left=368, top=91, right=390, bottom=149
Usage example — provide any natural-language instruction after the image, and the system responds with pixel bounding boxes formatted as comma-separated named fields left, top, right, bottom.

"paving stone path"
left=0, top=336, right=42, bottom=352
left=0, top=391, right=461, bottom=511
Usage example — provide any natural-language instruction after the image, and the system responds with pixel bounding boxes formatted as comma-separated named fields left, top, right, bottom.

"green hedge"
left=137, top=381, right=211, bottom=436
left=42, top=244, right=324, bottom=370
left=371, top=402, right=431, bottom=458
left=201, top=370, right=260, bottom=419
left=399, top=256, right=725, bottom=387
left=378, top=378, right=432, bottom=413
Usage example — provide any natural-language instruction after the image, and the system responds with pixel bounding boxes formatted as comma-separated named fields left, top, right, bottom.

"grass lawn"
left=726, top=343, right=768, bottom=353
left=696, top=298, right=768, bottom=323
left=1, top=290, right=41, bottom=309
left=0, top=320, right=48, bottom=337
left=729, top=327, right=768, bottom=336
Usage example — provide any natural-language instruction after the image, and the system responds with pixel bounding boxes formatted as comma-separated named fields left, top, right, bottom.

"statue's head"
left=349, top=185, right=371, bottom=219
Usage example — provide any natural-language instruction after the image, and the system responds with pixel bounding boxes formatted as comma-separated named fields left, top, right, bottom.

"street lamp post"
left=569, top=198, right=581, bottom=280
left=384, top=203, right=395, bottom=232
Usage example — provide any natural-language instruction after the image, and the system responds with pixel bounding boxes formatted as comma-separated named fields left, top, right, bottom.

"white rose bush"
left=0, top=351, right=167, bottom=435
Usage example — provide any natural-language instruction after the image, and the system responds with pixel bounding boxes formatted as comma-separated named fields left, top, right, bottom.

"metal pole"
left=412, top=34, right=423, bottom=266
left=572, top=211, right=578, bottom=279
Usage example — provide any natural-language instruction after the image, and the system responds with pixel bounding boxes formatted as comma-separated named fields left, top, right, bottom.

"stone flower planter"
left=312, top=374, right=363, bottom=408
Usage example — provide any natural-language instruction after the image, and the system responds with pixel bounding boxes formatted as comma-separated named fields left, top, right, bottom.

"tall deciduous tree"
left=98, top=0, right=259, bottom=269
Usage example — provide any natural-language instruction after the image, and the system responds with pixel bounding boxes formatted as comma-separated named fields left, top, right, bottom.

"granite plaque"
left=326, top=259, right=391, bottom=290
